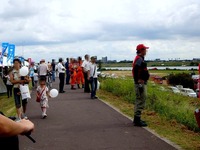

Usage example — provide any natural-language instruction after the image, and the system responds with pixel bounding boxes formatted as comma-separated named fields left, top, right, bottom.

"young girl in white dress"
left=37, top=77, right=51, bottom=119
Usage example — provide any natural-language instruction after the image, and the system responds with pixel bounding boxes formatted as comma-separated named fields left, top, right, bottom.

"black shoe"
left=94, top=96, right=98, bottom=99
left=59, top=91, right=65, bottom=93
left=133, top=116, right=147, bottom=127
left=77, top=84, right=80, bottom=89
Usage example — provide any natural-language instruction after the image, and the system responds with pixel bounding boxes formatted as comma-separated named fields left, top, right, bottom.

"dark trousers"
left=59, top=73, right=65, bottom=92
left=90, top=77, right=97, bottom=98
left=66, top=71, right=70, bottom=84
left=31, top=77, right=34, bottom=87
left=6, top=85, right=13, bottom=98
left=84, top=72, right=90, bottom=93
left=0, top=135, right=19, bottom=150
left=52, top=71, right=55, bottom=81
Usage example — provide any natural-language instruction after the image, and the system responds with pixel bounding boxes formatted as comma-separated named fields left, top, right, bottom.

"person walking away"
left=51, top=59, right=56, bottom=82
left=36, top=77, right=51, bottom=118
left=48, top=62, right=52, bottom=71
left=38, top=59, right=48, bottom=80
left=9, top=58, right=30, bottom=121
left=65, top=58, right=70, bottom=85
left=4, top=69, right=13, bottom=98
left=33, top=69, right=39, bottom=88
left=77, top=57, right=85, bottom=88
left=29, top=63, right=35, bottom=88
left=132, top=44, right=150, bottom=127
left=3, top=66, right=8, bottom=85
left=82, top=54, right=90, bottom=93
left=88, top=56, right=98, bottom=99
left=57, top=58, right=66, bottom=93
left=70, top=59, right=77, bottom=90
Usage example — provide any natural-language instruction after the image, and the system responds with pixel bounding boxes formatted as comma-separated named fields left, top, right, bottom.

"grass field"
left=101, top=61, right=198, bottom=67
left=102, top=70, right=198, bottom=78
left=0, top=93, right=16, bottom=116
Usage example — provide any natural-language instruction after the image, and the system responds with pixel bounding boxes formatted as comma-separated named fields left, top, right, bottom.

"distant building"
left=102, top=57, right=108, bottom=63
left=108, top=60, right=117, bottom=63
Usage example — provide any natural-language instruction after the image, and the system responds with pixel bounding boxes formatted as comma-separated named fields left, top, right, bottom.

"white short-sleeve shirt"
left=88, top=63, right=98, bottom=78
left=81, top=60, right=90, bottom=73
left=57, top=62, right=65, bottom=73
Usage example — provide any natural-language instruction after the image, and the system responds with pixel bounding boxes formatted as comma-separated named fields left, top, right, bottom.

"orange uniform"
left=76, top=61, right=85, bottom=85
left=70, top=63, right=77, bottom=86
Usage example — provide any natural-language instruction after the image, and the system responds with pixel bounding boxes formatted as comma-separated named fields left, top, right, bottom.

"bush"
left=167, top=73, right=194, bottom=89
left=100, top=78, right=200, bottom=131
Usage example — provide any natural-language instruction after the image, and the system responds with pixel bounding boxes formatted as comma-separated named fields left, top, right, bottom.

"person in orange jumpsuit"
left=76, top=57, right=85, bottom=89
left=70, top=58, right=77, bottom=90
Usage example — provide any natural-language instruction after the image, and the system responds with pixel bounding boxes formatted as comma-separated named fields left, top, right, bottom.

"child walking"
left=33, top=69, right=38, bottom=88
left=36, top=77, right=51, bottom=119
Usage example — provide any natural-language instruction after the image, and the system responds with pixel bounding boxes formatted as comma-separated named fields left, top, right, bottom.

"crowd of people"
left=0, top=43, right=150, bottom=149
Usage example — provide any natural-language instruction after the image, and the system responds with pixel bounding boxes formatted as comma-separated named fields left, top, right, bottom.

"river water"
left=105, top=66, right=199, bottom=71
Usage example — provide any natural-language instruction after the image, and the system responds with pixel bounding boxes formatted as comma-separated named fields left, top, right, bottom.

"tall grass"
left=100, top=78, right=200, bottom=131
left=0, top=94, right=15, bottom=116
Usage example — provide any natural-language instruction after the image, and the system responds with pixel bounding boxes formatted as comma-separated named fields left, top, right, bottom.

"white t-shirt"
left=88, top=63, right=98, bottom=78
left=57, top=62, right=65, bottom=73
left=81, top=60, right=90, bottom=73
left=33, top=73, right=38, bottom=81
left=39, top=63, right=48, bottom=76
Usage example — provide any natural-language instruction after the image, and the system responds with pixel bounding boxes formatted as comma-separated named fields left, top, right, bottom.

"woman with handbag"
left=10, top=58, right=30, bottom=121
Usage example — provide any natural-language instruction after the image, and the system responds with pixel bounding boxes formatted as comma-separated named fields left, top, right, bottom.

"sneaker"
left=15, top=118, right=21, bottom=122
left=42, top=113, right=47, bottom=119
left=94, top=96, right=98, bottom=99
left=22, top=114, right=28, bottom=120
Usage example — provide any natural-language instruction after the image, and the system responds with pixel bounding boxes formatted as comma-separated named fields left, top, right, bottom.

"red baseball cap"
left=136, top=44, right=149, bottom=51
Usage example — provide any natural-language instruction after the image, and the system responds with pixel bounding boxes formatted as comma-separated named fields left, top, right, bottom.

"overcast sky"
left=0, top=0, right=200, bottom=62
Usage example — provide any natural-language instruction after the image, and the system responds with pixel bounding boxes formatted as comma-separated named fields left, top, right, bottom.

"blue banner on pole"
left=0, top=42, right=9, bottom=65
left=7, top=44, right=15, bottom=65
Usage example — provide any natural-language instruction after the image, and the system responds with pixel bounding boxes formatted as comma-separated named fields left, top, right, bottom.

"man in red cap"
left=132, top=44, right=150, bottom=127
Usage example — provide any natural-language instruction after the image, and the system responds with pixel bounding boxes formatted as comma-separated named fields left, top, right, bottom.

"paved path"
left=20, top=79, right=177, bottom=150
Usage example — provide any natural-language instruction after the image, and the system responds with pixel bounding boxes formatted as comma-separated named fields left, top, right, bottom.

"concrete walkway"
left=20, top=79, right=177, bottom=150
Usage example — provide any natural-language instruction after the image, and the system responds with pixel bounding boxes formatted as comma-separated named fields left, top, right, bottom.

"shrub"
left=167, top=73, right=194, bottom=89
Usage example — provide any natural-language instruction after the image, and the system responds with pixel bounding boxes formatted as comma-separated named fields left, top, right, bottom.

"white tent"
left=0, top=77, right=7, bottom=93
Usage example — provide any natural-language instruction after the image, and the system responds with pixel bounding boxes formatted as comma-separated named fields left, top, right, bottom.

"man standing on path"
left=51, top=59, right=56, bottom=82
left=58, top=58, right=66, bottom=93
left=82, top=54, right=90, bottom=93
left=65, top=58, right=70, bottom=85
left=88, top=56, right=98, bottom=99
left=38, top=59, right=48, bottom=80
left=132, top=44, right=150, bottom=127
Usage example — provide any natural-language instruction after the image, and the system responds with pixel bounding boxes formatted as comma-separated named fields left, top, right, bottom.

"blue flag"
left=0, top=42, right=9, bottom=65
left=7, top=44, right=15, bottom=65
